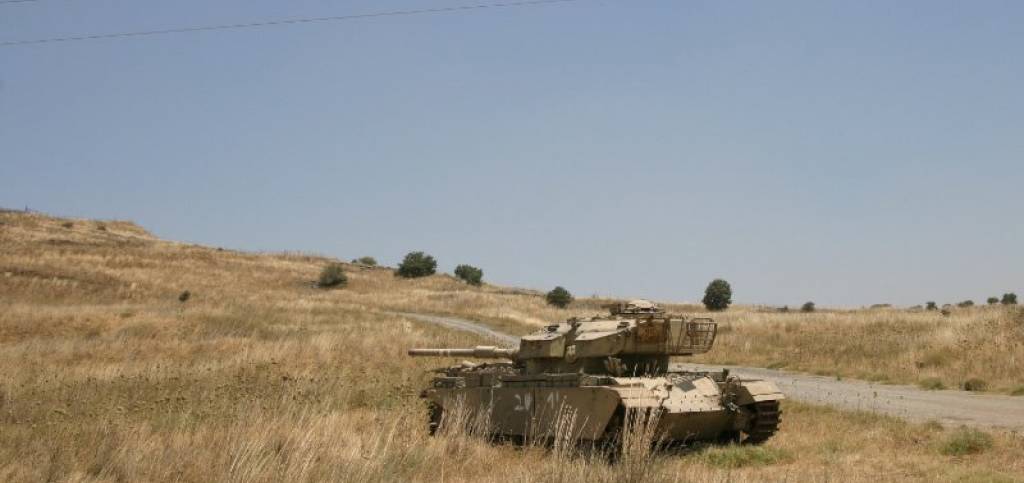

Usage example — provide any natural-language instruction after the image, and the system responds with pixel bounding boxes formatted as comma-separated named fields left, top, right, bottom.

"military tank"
left=409, top=300, right=783, bottom=446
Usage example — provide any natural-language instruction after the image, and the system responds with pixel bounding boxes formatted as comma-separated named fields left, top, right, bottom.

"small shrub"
left=918, top=377, right=945, bottom=390
left=61, top=221, right=74, bottom=229
left=396, top=252, right=436, bottom=278
left=96, top=224, right=107, bottom=232
left=357, top=257, right=376, bottom=266
left=702, top=279, right=733, bottom=311
left=940, top=308, right=952, bottom=316
left=777, top=305, right=790, bottom=313
left=1002, top=293, right=1018, bottom=305
left=801, top=301, right=815, bottom=313
left=987, top=297, right=1000, bottom=305
left=546, top=286, right=573, bottom=308
left=353, top=256, right=377, bottom=266
left=317, top=263, right=347, bottom=288
left=701, top=445, right=792, bottom=469
left=961, top=378, right=987, bottom=392
left=957, top=300, right=974, bottom=308
left=925, top=301, right=938, bottom=311
left=453, top=264, right=483, bottom=286
left=178, top=290, right=191, bottom=303
left=940, top=428, right=993, bottom=456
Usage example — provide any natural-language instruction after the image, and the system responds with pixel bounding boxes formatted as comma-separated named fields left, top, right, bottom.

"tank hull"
left=421, top=372, right=783, bottom=444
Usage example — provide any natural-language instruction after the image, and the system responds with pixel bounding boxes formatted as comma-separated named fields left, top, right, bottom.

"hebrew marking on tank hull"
left=409, top=300, right=783, bottom=446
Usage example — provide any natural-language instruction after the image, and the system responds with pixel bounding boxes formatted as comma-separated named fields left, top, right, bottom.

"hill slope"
left=1, top=211, right=1022, bottom=481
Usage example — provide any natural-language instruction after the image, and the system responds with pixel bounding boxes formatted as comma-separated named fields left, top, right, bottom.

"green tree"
left=1002, top=293, right=1018, bottom=305
left=317, top=263, right=347, bottom=288
left=396, top=252, right=437, bottom=278
left=957, top=300, right=974, bottom=308
left=701, top=279, right=733, bottom=311
left=801, top=301, right=815, bottom=313
left=354, top=256, right=377, bottom=266
left=546, top=286, right=573, bottom=308
left=925, top=301, right=938, bottom=311
left=453, top=264, right=483, bottom=286
left=987, top=297, right=1000, bottom=305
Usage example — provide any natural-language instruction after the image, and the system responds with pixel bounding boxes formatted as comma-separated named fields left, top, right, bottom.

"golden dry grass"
left=2, top=211, right=1023, bottom=482
left=690, top=307, right=1024, bottom=394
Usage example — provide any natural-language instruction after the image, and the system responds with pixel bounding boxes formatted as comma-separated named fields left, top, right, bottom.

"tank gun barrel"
left=408, top=346, right=517, bottom=359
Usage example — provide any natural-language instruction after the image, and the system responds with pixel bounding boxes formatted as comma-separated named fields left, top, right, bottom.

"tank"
left=409, top=300, right=783, bottom=447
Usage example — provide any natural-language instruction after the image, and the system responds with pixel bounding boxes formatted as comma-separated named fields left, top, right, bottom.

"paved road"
left=398, top=312, right=1024, bottom=431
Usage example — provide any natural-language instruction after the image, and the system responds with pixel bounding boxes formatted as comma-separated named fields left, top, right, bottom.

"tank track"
left=427, top=403, right=443, bottom=436
left=743, top=400, right=781, bottom=445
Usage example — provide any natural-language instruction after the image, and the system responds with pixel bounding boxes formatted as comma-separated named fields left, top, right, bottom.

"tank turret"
left=408, top=300, right=716, bottom=376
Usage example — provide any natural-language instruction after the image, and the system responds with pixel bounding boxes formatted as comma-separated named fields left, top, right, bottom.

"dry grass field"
left=691, top=307, right=1024, bottom=395
left=2, top=210, right=1022, bottom=482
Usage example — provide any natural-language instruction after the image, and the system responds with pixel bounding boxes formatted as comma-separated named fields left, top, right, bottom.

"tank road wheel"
left=741, top=400, right=781, bottom=445
left=427, top=403, right=443, bottom=436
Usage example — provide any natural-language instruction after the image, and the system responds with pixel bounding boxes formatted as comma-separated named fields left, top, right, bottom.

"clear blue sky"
left=2, top=0, right=1021, bottom=307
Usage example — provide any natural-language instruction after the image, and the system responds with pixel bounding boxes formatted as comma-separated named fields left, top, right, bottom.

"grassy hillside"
left=692, top=307, right=1024, bottom=394
left=1, top=211, right=1022, bottom=482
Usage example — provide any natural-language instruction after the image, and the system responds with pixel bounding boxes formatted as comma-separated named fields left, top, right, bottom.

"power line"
left=1, top=0, right=596, bottom=47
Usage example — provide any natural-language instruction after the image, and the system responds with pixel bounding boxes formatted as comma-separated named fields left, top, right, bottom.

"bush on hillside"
left=353, top=256, right=377, bottom=266
left=987, top=297, right=1000, bottom=305
left=453, top=264, right=483, bottom=286
left=317, top=263, right=347, bottom=288
left=1002, top=293, right=1018, bottom=305
left=396, top=252, right=436, bottom=278
left=178, top=290, right=191, bottom=303
left=961, top=378, right=987, bottom=392
left=957, top=300, right=974, bottom=308
left=546, top=286, right=573, bottom=308
left=702, top=279, right=733, bottom=311
left=925, top=301, right=937, bottom=311
left=801, top=301, right=815, bottom=313
left=917, top=377, right=945, bottom=390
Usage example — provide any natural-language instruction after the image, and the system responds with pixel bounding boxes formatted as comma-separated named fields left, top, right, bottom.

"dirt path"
left=677, top=363, right=1024, bottom=430
left=396, top=312, right=519, bottom=345
left=398, top=312, right=1024, bottom=431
